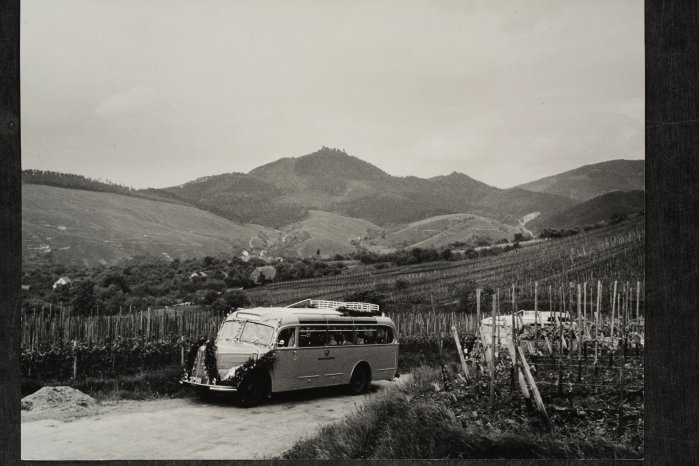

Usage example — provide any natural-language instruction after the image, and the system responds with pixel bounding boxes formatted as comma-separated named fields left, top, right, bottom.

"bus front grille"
left=193, top=348, right=207, bottom=381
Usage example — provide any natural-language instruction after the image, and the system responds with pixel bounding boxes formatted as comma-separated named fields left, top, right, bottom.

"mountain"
left=246, top=147, right=576, bottom=225
left=134, top=147, right=577, bottom=227
left=24, top=150, right=646, bottom=266
left=528, top=190, right=645, bottom=232
left=470, top=188, right=577, bottom=224
left=159, top=172, right=307, bottom=228
left=516, top=159, right=645, bottom=201
left=22, top=184, right=278, bottom=267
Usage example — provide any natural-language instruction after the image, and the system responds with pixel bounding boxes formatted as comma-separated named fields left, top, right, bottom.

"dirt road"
left=22, top=381, right=399, bottom=460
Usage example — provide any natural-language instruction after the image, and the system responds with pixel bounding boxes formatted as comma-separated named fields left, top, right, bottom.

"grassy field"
left=377, top=213, right=525, bottom=250
left=273, top=210, right=380, bottom=257
left=22, top=184, right=278, bottom=266
left=282, top=366, right=639, bottom=460
left=23, top=184, right=541, bottom=264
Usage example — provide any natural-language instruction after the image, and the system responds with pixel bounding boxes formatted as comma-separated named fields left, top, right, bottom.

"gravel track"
left=21, top=380, right=399, bottom=460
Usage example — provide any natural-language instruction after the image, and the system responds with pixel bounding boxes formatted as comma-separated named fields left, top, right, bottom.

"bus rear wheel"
left=238, top=375, right=268, bottom=408
left=348, top=365, right=370, bottom=395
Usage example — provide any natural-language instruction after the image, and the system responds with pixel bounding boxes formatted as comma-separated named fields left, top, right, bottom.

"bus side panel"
left=368, top=343, right=399, bottom=381
left=319, top=345, right=399, bottom=387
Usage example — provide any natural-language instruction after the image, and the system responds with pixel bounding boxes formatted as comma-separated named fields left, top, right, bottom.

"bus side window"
left=328, top=326, right=354, bottom=346
left=377, top=326, right=393, bottom=344
left=277, top=328, right=296, bottom=348
left=299, top=326, right=327, bottom=347
left=356, top=326, right=377, bottom=344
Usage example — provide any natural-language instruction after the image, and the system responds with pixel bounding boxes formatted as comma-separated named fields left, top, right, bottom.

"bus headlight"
left=223, top=366, right=241, bottom=380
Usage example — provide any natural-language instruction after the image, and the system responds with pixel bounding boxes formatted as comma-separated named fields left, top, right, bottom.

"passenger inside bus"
left=328, top=327, right=353, bottom=346
left=299, top=327, right=327, bottom=347
left=277, top=328, right=296, bottom=348
left=356, top=327, right=377, bottom=344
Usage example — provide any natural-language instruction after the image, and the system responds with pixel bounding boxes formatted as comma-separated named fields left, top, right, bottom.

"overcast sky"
left=21, top=0, right=644, bottom=189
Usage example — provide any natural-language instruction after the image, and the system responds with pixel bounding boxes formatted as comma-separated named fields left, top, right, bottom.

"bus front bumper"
left=180, top=376, right=238, bottom=392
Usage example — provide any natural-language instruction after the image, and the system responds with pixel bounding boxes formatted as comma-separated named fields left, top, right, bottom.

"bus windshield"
left=239, top=322, right=274, bottom=346
left=218, top=320, right=245, bottom=342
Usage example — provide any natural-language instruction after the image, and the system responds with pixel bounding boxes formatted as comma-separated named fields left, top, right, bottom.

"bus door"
left=295, top=323, right=328, bottom=389
left=271, top=326, right=299, bottom=392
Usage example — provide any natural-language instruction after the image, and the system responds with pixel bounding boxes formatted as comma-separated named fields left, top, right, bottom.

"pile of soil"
left=22, top=386, right=96, bottom=412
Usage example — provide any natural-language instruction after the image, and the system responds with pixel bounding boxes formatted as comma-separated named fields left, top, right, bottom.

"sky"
left=21, top=0, right=644, bottom=190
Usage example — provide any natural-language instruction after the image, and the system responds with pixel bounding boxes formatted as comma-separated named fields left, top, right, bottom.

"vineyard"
left=21, top=218, right=644, bottom=387
left=437, top=279, right=644, bottom=455
left=244, top=217, right=644, bottom=307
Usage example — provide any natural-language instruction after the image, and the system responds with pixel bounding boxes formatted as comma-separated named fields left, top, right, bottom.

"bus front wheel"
left=348, top=364, right=370, bottom=395
left=238, top=375, right=268, bottom=408
left=194, top=386, right=211, bottom=399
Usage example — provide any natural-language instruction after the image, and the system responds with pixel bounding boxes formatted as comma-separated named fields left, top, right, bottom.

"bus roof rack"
left=285, top=299, right=380, bottom=313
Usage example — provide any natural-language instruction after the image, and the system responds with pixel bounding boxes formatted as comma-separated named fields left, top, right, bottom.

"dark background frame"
left=2, top=1, right=698, bottom=464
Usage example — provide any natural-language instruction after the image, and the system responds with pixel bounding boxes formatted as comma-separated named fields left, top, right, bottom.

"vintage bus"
left=181, top=300, right=399, bottom=406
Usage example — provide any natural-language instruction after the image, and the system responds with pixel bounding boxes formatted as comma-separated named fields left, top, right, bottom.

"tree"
left=71, top=280, right=96, bottom=314
left=202, top=290, right=219, bottom=305
left=100, top=271, right=130, bottom=293
left=213, top=290, right=250, bottom=312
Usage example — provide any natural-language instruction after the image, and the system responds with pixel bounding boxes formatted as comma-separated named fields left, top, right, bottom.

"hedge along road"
left=21, top=379, right=403, bottom=460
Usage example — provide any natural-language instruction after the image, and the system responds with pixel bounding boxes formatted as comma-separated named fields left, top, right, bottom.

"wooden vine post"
left=618, top=284, right=628, bottom=437
left=534, top=281, right=540, bottom=350
left=583, top=281, right=587, bottom=327
left=636, top=281, right=641, bottom=332
left=72, top=340, right=78, bottom=380
left=548, top=283, right=552, bottom=330
left=577, top=284, right=582, bottom=353
left=511, top=283, right=517, bottom=345
left=475, top=288, right=485, bottom=375
left=577, top=284, right=583, bottom=382
left=511, top=284, right=517, bottom=391
left=496, top=288, right=501, bottom=347
left=595, top=280, right=601, bottom=364
left=452, top=326, right=471, bottom=382
left=490, top=293, right=496, bottom=412
left=516, top=345, right=550, bottom=426
left=476, top=288, right=481, bottom=336
left=611, top=280, right=618, bottom=344
left=506, top=337, right=531, bottom=407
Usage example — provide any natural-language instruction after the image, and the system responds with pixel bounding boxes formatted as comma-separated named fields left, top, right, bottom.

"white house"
left=52, top=276, right=72, bottom=290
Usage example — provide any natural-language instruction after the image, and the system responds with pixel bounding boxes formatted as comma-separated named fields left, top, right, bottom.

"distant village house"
left=52, top=276, right=71, bottom=290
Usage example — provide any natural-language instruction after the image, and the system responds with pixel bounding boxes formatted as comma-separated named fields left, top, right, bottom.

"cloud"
left=95, top=85, right=160, bottom=117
